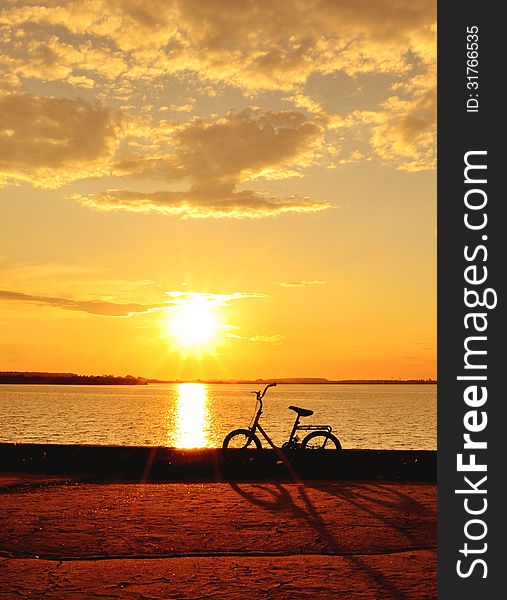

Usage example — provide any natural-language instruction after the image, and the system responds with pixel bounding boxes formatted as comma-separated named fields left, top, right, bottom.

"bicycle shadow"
left=228, top=480, right=436, bottom=600
left=309, top=480, right=436, bottom=547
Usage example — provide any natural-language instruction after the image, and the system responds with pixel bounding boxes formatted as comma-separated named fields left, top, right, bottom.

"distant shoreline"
left=0, top=371, right=436, bottom=385
left=0, top=373, right=148, bottom=386
left=153, top=380, right=437, bottom=385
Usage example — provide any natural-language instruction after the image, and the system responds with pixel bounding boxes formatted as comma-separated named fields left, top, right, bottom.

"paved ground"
left=0, top=476, right=436, bottom=599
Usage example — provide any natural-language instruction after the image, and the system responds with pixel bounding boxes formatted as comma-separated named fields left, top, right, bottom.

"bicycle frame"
left=249, top=383, right=332, bottom=449
left=248, top=385, right=278, bottom=449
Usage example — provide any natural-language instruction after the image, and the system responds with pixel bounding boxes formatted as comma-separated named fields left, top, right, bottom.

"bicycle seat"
left=288, top=405, right=314, bottom=417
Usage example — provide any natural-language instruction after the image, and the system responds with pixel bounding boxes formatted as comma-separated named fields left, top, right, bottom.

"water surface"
left=0, top=383, right=436, bottom=450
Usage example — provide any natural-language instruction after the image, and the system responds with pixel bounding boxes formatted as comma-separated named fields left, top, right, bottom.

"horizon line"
left=0, top=371, right=437, bottom=384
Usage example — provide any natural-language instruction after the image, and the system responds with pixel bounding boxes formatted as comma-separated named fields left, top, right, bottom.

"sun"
left=168, top=297, right=221, bottom=350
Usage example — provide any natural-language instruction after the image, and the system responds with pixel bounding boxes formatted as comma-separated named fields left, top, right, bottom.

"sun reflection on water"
left=174, top=383, right=210, bottom=448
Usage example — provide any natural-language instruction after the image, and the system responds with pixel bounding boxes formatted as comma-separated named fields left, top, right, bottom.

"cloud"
left=0, top=290, right=158, bottom=317
left=0, top=0, right=435, bottom=92
left=160, top=102, right=195, bottom=113
left=0, top=288, right=264, bottom=316
left=0, top=93, right=120, bottom=187
left=0, top=1, right=436, bottom=192
left=76, top=108, right=331, bottom=218
left=0, top=262, right=158, bottom=303
left=369, top=81, right=436, bottom=171
left=277, top=280, right=326, bottom=288
left=166, top=291, right=265, bottom=305
left=248, top=334, right=285, bottom=344
left=327, top=75, right=436, bottom=172
left=227, top=332, right=285, bottom=344
left=77, top=188, right=329, bottom=219
left=115, top=109, right=324, bottom=182
left=0, top=34, right=128, bottom=85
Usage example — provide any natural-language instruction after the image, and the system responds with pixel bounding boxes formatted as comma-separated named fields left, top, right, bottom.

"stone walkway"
left=0, top=478, right=436, bottom=599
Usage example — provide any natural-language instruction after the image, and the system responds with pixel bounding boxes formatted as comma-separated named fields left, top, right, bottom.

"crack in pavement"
left=0, top=546, right=436, bottom=561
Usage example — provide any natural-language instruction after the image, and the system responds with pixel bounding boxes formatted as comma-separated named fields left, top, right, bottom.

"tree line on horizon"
left=0, top=372, right=148, bottom=385
left=0, top=372, right=436, bottom=385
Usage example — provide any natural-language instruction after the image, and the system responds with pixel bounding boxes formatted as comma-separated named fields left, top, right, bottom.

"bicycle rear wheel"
left=222, top=429, right=261, bottom=463
left=301, top=431, right=342, bottom=451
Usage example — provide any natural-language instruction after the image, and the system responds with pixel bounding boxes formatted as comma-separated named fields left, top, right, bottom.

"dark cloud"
left=0, top=290, right=156, bottom=317
left=0, top=93, right=120, bottom=187
left=79, top=109, right=331, bottom=218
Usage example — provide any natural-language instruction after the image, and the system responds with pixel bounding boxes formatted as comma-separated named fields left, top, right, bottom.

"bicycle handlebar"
left=252, top=382, right=277, bottom=400
left=262, top=382, right=277, bottom=397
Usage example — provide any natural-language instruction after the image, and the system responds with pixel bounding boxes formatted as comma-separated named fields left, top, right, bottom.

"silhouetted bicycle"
left=222, top=382, right=341, bottom=461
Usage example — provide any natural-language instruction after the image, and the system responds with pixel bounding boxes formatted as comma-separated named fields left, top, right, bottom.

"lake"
left=0, top=383, right=436, bottom=450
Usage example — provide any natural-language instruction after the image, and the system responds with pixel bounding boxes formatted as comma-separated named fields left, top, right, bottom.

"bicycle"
left=222, top=382, right=341, bottom=461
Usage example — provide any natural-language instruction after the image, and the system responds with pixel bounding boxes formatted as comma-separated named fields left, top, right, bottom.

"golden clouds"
left=174, top=0, right=435, bottom=88
left=370, top=83, right=436, bottom=171
left=1, top=0, right=435, bottom=91
left=0, top=93, right=330, bottom=216
left=78, top=109, right=331, bottom=218
left=0, top=94, right=120, bottom=187
left=77, top=188, right=330, bottom=219
left=0, top=0, right=436, bottom=214
left=115, top=109, right=324, bottom=183
left=326, top=75, right=436, bottom=172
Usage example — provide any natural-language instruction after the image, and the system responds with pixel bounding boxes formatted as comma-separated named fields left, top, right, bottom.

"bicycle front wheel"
left=301, top=431, right=342, bottom=451
left=222, top=429, right=261, bottom=463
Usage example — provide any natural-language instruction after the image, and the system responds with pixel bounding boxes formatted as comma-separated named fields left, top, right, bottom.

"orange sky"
left=0, top=1, right=436, bottom=380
